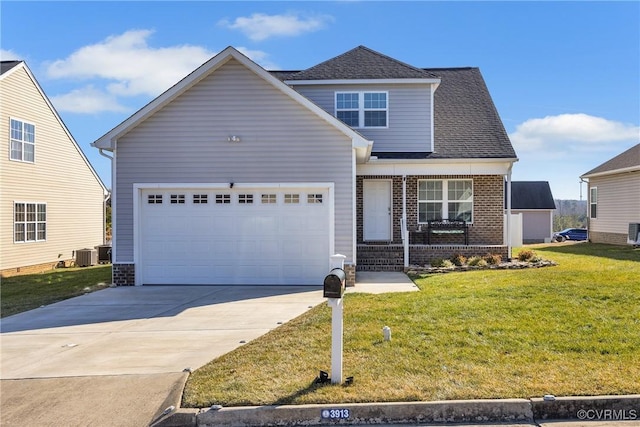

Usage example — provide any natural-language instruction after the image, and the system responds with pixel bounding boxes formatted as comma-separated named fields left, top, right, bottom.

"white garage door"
left=139, top=186, right=331, bottom=285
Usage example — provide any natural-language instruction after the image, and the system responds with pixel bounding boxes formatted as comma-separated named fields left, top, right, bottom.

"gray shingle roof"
left=426, top=67, right=516, bottom=159
left=285, top=46, right=439, bottom=80
left=1, top=61, right=22, bottom=75
left=581, top=143, right=640, bottom=177
left=507, top=181, right=556, bottom=210
left=271, top=47, right=517, bottom=160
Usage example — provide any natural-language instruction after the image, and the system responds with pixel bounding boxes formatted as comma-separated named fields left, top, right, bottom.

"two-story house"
left=92, top=46, right=517, bottom=287
left=580, top=143, right=640, bottom=245
left=1, top=61, right=108, bottom=276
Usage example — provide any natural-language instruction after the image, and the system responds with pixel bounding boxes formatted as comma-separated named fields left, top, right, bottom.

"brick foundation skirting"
left=113, top=263, right=135, bottom=286
left=588, top=231, right=629, bottom=246
left=1, top=260, right=73, bottom=278
left=410, top=245, right=508, bottom=266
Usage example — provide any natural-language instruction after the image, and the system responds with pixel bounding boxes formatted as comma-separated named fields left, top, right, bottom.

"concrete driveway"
left=0, top=274, right=418, bottom=426
left=1, top=285, right=326, bottom=379
left=0, top=285, right=327, bottom=426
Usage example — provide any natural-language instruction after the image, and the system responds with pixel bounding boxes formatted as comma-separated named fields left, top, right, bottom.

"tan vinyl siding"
left=115, top=58, right=355, bottom=262
left=589, top=171, right=640, bottom=235
left=294, top=83, right=432, bottom=152
left=0, top=66, right=105, bottom=270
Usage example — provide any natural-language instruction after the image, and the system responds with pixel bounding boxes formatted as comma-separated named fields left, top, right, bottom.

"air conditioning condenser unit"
left=628, top=223, right=640, bottom=246
left=76, top=248, right=98, bottom=267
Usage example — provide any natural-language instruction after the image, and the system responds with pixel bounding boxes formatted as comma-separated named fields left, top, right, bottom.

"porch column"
left=403, top=175, right=408, bottom=267
left=506, top=165, right=513, bottom=260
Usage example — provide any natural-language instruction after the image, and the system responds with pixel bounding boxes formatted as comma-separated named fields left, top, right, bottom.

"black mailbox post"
left=323, top=268, right=346, bottom=298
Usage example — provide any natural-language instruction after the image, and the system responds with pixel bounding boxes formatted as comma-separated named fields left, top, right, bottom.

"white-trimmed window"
left=238, top=194, right=253, bottom=204
left=307, top=194, right=323, bottom=204
left=10, top=118, right=35, bottom=162
left=335, top=92, right=388, bottom=128
left=418, top=179, right=473, bottom=223
left=148, top=194, right=163, bottom=204
left=590, top=187, right=597, bottom=218
left=14, top=202, right=46, bottom=243
left=261, top=194, right=277, bottom=204
left=284, top=194, right=300, bottom=204
left=215, top=194, right=231, bottom=204
left=170, top=194, right=185, bottom=204
left=193, top=194, right=208, bottom=204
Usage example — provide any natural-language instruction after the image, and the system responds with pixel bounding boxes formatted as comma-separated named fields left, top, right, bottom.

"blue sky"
left=2, top=1, right=639, bottom=200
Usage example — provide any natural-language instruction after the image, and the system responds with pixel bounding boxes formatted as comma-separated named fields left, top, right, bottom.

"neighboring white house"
left=509, top=181, right=556, bottom=244
left=0, top=61, right=108, bottom=276
left=580, top=143, right=640, bottom=245
left=93, top=46, right=518, bottom=287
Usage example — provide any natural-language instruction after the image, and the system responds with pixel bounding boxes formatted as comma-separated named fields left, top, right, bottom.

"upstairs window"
left=335, top=92, right=388, bottom=128
left=10, top=118, right=35, bottom=162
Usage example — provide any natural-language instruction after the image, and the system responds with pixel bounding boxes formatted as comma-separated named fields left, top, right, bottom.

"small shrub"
left=450, top=253, right=467, bottom=266
left=517, top=249, right=536, bottom=262
left=431, top=258, right=454, bottom=268
left=467, top=256, right=482, bottom=266
left=483, top=253, right=502, bottom=265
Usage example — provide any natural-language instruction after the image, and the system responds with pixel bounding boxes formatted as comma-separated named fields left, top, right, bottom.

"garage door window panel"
left=215, top=194, right=231, bottom=204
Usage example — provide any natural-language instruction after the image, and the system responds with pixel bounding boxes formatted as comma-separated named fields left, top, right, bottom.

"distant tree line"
left=553, top=199, right=587, bottom=231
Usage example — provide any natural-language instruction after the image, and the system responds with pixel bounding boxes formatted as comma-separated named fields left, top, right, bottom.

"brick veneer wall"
left=344, top=263, right=356, bottom=287
left=409, top=245, right=508, bottom=266
left=113, top=263, right=135, bottom=286
left=588, top=231, right=628, bottom=246
left=358, top=175, right=505, bottom=246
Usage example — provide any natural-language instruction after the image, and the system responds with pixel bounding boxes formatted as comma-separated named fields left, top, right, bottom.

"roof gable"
left=508, top=181, right=556, bottom=210
left=0, top=60, right=23, bottom=77
left=286, top=45, right=439, bottom=81
left=92, top=47, right=372, bottom=161
left=581, top=143, right=640, bottom=178
left=1, top=61, right=107, bottom=193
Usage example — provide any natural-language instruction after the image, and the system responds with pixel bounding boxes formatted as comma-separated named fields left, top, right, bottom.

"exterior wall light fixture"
left=228, top=135, right=241, bottom=142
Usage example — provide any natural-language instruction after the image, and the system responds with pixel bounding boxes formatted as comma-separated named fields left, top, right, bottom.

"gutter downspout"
left=403, top=175, right=408, bottom=268
left=506, top=164, right=513, bottom=260
left=98, top=148, right=114, bottom=245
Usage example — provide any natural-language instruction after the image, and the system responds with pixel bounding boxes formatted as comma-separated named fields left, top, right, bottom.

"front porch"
left=357, top=244, right=509, bottom=271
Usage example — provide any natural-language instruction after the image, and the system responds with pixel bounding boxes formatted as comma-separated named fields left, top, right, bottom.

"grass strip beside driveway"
left=183, top=243, right=640, bottom=407
left=1, top=265, right=112, bottom=318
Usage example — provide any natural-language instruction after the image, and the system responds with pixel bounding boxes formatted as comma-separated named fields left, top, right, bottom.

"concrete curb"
left=531, top=395, right=640, bottom=422
left=149, top=372, right=191, bottom=427
left=157, top=395, right=640, bottom=426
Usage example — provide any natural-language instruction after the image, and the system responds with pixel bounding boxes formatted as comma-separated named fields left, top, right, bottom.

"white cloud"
left=43, top=30, right=275, bottom=114
left=49, top=86, right=129, bottom=114
left=46, top=29, right=214, bottom=97
left=509, top=113, right=640, bottom=153
left=219, top=12, right=334, bottom=41
left=1, top=49, right=22, bottom=60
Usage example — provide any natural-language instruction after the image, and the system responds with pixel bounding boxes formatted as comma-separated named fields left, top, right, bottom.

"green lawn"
left=183, top=243, right=640, bottom=408
left=1, top=265, right=112, bottom=318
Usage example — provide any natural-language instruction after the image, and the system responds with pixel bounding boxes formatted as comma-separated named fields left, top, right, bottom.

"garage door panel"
left=140, top=187, right=330, bottom=285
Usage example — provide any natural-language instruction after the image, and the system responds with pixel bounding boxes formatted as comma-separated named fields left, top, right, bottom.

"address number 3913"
left=321, top=409, right=350, bottom=419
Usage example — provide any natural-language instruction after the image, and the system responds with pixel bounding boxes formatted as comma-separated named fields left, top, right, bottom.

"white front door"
left=363, top=180, right=392, bottom=241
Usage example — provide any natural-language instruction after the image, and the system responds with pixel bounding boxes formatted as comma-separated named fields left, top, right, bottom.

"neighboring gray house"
left=93, top=46, right=518, bottom=287
left=508, top=181, right=556, bottom=243
left=580, top=143, right=640, bottom=245
left=1, top=61, right=108, bottom=276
